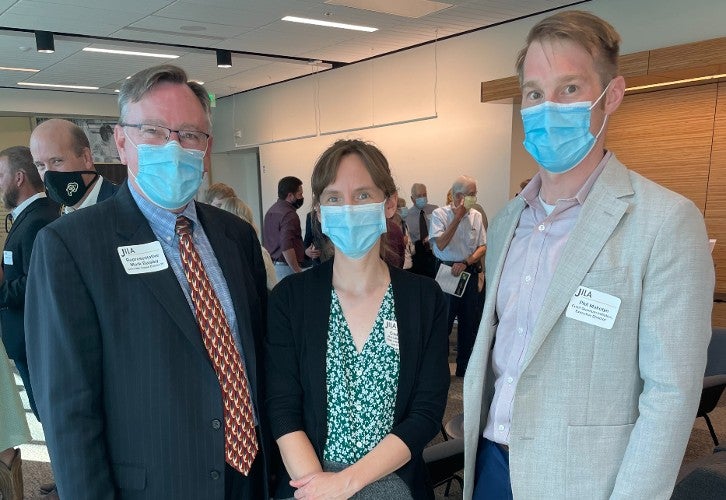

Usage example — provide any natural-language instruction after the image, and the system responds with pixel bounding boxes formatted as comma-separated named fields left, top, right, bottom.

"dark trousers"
left=411, top=241, right=437, bottom=278
left=473, top=437, right=512, bottom=500
left=225, top=449, right=266, bottom=500
left=442, top=263, right=479, bottom=376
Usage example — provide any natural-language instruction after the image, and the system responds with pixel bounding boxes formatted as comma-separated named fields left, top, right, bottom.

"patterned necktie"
left=419, top=209, right=429, bottom=247
left=5, top=213, right=12, bottom=233
left=175, top=216, right=258, bottom=475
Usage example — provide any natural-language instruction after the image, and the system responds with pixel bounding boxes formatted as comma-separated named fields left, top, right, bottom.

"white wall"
left=210, top=149, right=263, bottom=231
left=0, top=88, right=118, bottom=117
left=212, top=0, right=726, bottom=221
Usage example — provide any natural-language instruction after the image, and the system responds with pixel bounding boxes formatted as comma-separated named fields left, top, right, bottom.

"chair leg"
left=704, top=414, right=720, bottom=446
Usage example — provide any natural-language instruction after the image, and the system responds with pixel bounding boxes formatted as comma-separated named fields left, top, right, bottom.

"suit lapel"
left=112, top=184, right=208, bottom=361
left=5, top=197, right=40, bottom=242
left=521, top=157, right=634, bottom=370
left=197, top=204, right=260, bottom=391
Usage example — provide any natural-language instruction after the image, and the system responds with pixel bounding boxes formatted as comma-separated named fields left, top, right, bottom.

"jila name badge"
left=566, top=285, right=621, bottom=330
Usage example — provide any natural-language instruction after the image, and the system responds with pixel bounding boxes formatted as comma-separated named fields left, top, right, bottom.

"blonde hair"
left=515, top=10, right=620, bottom=89
left=218, top=197, right=258, bottom=235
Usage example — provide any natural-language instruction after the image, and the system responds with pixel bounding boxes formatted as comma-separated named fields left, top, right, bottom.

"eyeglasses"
left=120, top=123, right=210, bottom=150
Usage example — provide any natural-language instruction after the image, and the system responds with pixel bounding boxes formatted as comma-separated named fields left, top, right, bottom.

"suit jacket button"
left=212, top=419, right=221, bottom=430
left=210, top=470, right=220, bottom=480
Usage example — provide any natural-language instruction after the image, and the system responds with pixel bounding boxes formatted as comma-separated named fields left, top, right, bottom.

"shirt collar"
left=128, top=181, right=200, bottom=241
left=64, top=175, right=103, bottom=214
left=12, top=192, right=46, bottom=220
left=521, top=150, right=612, bottom=210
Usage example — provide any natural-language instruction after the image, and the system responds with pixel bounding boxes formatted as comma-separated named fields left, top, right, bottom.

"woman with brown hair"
left=265, top=139, right=449, bottom=499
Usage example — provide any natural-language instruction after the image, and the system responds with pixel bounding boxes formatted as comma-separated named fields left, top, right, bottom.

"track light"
left=35, top=31, right=55, bottom=53
left=216, top=49, right=232, bottom=68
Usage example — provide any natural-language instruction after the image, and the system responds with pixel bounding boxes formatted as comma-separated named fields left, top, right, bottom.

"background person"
left=404, top=183, right=437, bottom=277
left=265, top=139, right=449, bottom=499
left=218, top=196, right=277, bottom=290
left=30, top=119, right=117, bottom=213
left=263, top=176, right=307, bottom=280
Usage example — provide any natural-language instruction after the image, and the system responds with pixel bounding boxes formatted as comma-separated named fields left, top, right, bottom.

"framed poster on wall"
left=32, top=116, right=121, bottom=164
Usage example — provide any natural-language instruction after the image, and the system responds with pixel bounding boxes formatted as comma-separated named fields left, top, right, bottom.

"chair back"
left=706, top=328, right=726, bottom=377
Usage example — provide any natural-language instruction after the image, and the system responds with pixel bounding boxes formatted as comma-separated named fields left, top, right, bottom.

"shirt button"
left=517, top=327, right=524, bottom=334
left=507, top=376, right=514, bottom=384
left=211, top=419, right=221, bottom=430
left=538, top=224, right=545, bottom=231
left=498, top=424, right=505, bottom=431
left=524, top=275, right=532, bottom=283
left=210, top=470, right=220, bottom=480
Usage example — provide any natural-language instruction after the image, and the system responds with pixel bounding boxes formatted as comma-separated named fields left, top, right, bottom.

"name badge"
left=118, top=242, right=169, bottom=275
left=383, top=319, right=399, bottom=353
left=566, top=286, right=621, bottom=330
left=3, top=251, right=12, bottom=265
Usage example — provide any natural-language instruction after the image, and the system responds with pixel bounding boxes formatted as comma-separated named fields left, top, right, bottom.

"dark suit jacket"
left=97, top=177, right=119, bottom=202
left=25, top=183, right=269, bottom=500
left=0, top=196, right=59, bottom=362
left=265, top=260, right=450, bottom=499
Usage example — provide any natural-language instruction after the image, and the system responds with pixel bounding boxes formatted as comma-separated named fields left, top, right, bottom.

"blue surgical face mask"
left=414, top=196, right=427, bottom=210
left=320, top=201, right=387, bottom=260
left=131, top=141, right=205, bottom=210
left=521, top=82, right=610, bottom=174
left=398, top=207, right=409, bottom=219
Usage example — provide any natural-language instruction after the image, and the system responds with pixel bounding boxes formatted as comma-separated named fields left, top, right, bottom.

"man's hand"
left=305, top=244, right=321, bottom=259
left=451, top=262, right=467, bottom=277
left=453, top=199, right=467, bottom=220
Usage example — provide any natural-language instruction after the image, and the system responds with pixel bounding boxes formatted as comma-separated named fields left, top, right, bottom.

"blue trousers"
left=473, top=437, right=513, bottom=500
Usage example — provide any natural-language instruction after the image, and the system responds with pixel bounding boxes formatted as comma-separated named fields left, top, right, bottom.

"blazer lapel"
left=521, top=157, right=634, bottom=370
left=112, top=184, right=208, bottom=362
left=197, top=204, right=260, bottom=392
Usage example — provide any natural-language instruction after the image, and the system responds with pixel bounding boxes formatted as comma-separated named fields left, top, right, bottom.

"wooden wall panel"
left=705, top=82, right=726, bottom=293
left=713, top=302, right=726, bottom=328
left=606, top=84, right=717, bottom=212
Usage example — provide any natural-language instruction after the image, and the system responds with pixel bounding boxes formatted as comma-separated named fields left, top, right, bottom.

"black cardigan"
left=265, top=260, right=450, bottom=499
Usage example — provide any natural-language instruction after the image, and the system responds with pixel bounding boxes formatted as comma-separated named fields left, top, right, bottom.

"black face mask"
left=292, top=196, right=304, bottom=210
left=44, top=170, right=98, bottom=207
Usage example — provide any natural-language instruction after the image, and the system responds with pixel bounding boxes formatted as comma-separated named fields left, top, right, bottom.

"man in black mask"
left=263, top=175, right=306, bottom=281
left=30, top=119, right=118, bottom=213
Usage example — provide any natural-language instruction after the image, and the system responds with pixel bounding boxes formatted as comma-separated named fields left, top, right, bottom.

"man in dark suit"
left=25, top=65, right=269, bottom=499
left=0, top=146, right=59, bottom=418
left=30, top=118, right=117, bottom=213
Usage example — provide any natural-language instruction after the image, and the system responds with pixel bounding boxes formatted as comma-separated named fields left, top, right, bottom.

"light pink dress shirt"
left=482, top=152, right=612, bottom=444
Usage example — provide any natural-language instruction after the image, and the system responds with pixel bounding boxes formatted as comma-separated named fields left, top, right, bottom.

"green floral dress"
left=324, top=284, right=400, bottom=464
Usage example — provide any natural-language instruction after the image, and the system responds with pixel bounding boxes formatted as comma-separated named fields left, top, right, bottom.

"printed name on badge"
left=383, top=319, right=400, bottom=353
left=3, top=250, right=12, bottom=266
left=118, top=241, right=169, bottom=275
left=566, top=285, right=621, bottom=330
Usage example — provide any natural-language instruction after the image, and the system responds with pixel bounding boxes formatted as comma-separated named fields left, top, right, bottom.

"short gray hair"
left=118, top=64, right=211, bottom=127
left=451, top=175, right=476, bottom=196
left=410, top=183, right=426, bottom=197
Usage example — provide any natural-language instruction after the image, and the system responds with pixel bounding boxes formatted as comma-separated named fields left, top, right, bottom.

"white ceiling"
left=0, top=0, right=582, bottom=99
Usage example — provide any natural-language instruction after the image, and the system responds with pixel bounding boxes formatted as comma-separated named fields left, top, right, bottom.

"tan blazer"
left=463, top=155, right=714, bottom=500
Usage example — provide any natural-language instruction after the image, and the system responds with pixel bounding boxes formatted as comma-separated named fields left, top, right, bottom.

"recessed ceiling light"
left=0, top=66, right=40, bottom=73
left=114, top=89, right=120, bottom=93
left=82, top=47, right=179, bottom=59
left=281, top=15, right=377, bottom=32
left=18, top=82, right=99, bottom=90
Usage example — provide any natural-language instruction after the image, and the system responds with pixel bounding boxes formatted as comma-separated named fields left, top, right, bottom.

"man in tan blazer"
left=463, top=10, right=714, bottom=500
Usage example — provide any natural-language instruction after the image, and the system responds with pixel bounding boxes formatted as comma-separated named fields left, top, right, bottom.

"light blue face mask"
left=398, top=207, right=409, bottom=219
left=521, top=83, right=610, bottom=174
left=320, top=201, right=387, bottom=260
left=414, top=197, right=427, bottom=210
left=132, top=141, right=205, bottom=210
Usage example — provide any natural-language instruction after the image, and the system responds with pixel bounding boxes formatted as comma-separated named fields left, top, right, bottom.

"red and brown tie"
left=175, top=216, right=258, bottom=475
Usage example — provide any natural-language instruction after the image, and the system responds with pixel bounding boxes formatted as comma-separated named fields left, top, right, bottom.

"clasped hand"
left=291, top=471, right=356, bottom=500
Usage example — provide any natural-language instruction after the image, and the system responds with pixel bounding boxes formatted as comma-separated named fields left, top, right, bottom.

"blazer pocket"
left=112, top=463, right=146, bottom=491
left=566, top=423, right=634, bottom=500
left=581, top=267, right=628, bottom=287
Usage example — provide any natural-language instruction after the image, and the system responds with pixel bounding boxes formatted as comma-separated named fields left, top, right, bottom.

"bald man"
left=30, top=119, right=118, bottom=213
